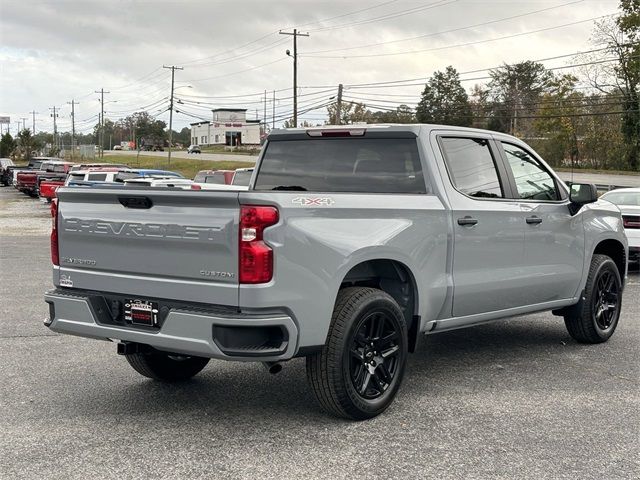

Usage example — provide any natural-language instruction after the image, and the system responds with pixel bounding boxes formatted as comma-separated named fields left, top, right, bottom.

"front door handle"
left=457, top=216, right=478, bottom=226
left=526, top=216, right=543, bottom=225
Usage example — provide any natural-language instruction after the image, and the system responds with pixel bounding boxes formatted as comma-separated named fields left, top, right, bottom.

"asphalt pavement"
left=0, top=187, right=638, bottom=480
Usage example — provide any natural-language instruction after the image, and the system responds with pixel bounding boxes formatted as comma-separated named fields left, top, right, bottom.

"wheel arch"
left=593, top=238, right=627, bottom=287
left=339, top=259, right=420, bottom=352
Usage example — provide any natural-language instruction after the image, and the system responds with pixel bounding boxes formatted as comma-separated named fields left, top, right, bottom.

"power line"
left=303, top=0, right=584, bottom=55
left=307, top=0, right=459, bottom=32
left=301, top=14, right=618, bottom=59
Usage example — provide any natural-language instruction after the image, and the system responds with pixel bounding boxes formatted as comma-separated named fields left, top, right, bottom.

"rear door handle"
left=526, top=216, right=542, bottom=225
left=457, top=216, right=478, bottom=226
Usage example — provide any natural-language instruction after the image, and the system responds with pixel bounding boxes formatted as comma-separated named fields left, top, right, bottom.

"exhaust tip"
left=262, top=361, right=283, bottom=374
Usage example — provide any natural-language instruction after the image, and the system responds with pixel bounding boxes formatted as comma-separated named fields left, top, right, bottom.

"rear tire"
left=306, top=287, right=408, bottom=420
left=125, top=350, right=209, bottom=382
left=564, top=254, right=622, bottom=344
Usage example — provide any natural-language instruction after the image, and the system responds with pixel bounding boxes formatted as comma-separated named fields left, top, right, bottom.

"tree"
left=0, top=132, right=16, bottom=157
left=532, top=75, right=583, bottom=167
left=487, top=61, right=553, bottom=134
left=416, top=66, right=472, bottom=126
left=584, top=1, right=639, bottom=170
left=17, top=128, right=38, bottom=160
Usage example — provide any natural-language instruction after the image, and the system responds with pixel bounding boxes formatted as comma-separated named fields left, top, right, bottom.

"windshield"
left=602, top=191, right=640, bottom=206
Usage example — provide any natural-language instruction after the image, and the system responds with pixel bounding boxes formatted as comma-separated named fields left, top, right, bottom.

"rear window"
left=254, top=138, right=425, bottom=193
left=87, top=173, right=108, bottom=181
left=204, top=174, right=226, bottom=184
left=232, top=170, right=253, bottom=186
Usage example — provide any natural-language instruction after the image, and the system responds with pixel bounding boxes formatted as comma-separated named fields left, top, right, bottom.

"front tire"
left=125, top=350, right=209, bottom=382
left=306, top=287, right=408, bottom=420
left=564, top=254, right=622, bottom=344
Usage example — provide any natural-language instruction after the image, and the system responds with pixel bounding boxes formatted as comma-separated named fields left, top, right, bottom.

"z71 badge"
left=292, top=197, right=335, bottom=206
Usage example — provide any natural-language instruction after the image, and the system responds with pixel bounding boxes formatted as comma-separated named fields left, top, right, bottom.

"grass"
left=199, top=145, right=260, bottom=155
left=101, top=154, right=254, bottom=179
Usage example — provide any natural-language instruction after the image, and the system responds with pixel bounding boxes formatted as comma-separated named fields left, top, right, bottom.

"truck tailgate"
left=55, top=187, right=240, bottom=306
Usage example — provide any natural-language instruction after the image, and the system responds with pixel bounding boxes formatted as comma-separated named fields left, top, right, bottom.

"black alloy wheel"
left=306, top=287, right=408, bottom=420
left=349, top=311, right=401, bottom=400
left=592, top=268, right=620, bottom=331
left=564, top=254, right=622, bottom=344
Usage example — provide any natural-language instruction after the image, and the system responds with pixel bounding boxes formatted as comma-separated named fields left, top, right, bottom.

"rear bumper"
left=44, top=289, right=300, bottom=361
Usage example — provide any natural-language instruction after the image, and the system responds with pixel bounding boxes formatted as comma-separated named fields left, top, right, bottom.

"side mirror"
left=569, top=183, right=598, bottom=215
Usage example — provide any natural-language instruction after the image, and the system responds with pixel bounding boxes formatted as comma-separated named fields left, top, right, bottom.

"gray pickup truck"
left=44, top=125, right=628, bottom=420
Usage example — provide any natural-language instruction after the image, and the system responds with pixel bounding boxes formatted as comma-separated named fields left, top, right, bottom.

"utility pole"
left=50, top=106, right=59, bottom=151
left=95, top=88, right=110, bottom=158
left=512, top=78, right=519, bottom=135
left=163, top=65, right=183, bottom=165
left=272, top=90, right=276, bottom=130
left=336, top=84, right=344, bottom=125
left=30, top=110, right=37, bottom=134
left=68, top=100, right=78, bottom=160
left=21, top=117, right=28, bottom=132
left=279, top=29, right=309, bottom=128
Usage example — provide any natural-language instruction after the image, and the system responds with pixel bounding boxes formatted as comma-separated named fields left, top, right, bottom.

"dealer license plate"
left=124, top=299, right=159, bottom=327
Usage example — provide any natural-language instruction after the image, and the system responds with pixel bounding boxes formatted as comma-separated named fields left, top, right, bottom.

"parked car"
left=9, top=157, right=53, bottom=187
left=601, top=188, right=640, bottom=264
left=187, top=145, right=202, bottom=154
left=69, top=163, right=129, bottom=172
left=0, top=158, right=15, bottom=186
left=124, top=177, right=194, bottom=189
left=113, top=145, right=123, bottom=151
left=40, top=167, right=128, bottom=201
left=114, top=169, right=183, bottom=182
left=17, top=160, right=74, bottom=197
left=44, top=125, right=627, bottom=420
left=193, top=169, right=234, bottom=184
left=190, top=183, right=248, bottom=191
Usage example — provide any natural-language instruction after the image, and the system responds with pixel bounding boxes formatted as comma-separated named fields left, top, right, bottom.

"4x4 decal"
left=292, top=197, right=335, bottom=206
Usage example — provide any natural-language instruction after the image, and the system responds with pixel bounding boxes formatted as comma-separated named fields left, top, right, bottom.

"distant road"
left=107, top=149, right=258, bottom=163
left=556, top=171, right=640, bottom=188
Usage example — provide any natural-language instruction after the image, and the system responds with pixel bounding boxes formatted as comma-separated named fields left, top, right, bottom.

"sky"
left=0, top=0, right=621, bottom=135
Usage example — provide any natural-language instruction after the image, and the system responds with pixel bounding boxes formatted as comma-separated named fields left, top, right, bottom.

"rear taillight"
left=191, top=184, right=202, bottom=190
left=51, top=198, right=59, bottom=266
left=239, top=205, right=279, bottom=284
left=623, top=216, right=640, bottom=229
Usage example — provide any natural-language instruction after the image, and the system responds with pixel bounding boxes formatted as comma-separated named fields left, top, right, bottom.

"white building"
left=190, top=109, right=261, bottom=146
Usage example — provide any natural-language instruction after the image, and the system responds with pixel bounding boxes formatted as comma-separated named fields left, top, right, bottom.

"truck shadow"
left=78, top=315, right=611, bottom=423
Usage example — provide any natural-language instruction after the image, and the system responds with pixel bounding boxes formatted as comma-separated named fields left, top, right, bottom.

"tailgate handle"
left=118, top=196, right=153, bottom=209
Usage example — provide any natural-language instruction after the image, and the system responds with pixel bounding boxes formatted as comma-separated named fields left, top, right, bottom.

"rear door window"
left=254, top=138, right=425, bottom=193
left=439, top=137, right=504, bottom=199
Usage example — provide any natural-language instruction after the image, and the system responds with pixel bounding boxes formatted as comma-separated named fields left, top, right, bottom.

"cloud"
left=0, top=0, right=619, bottom=133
